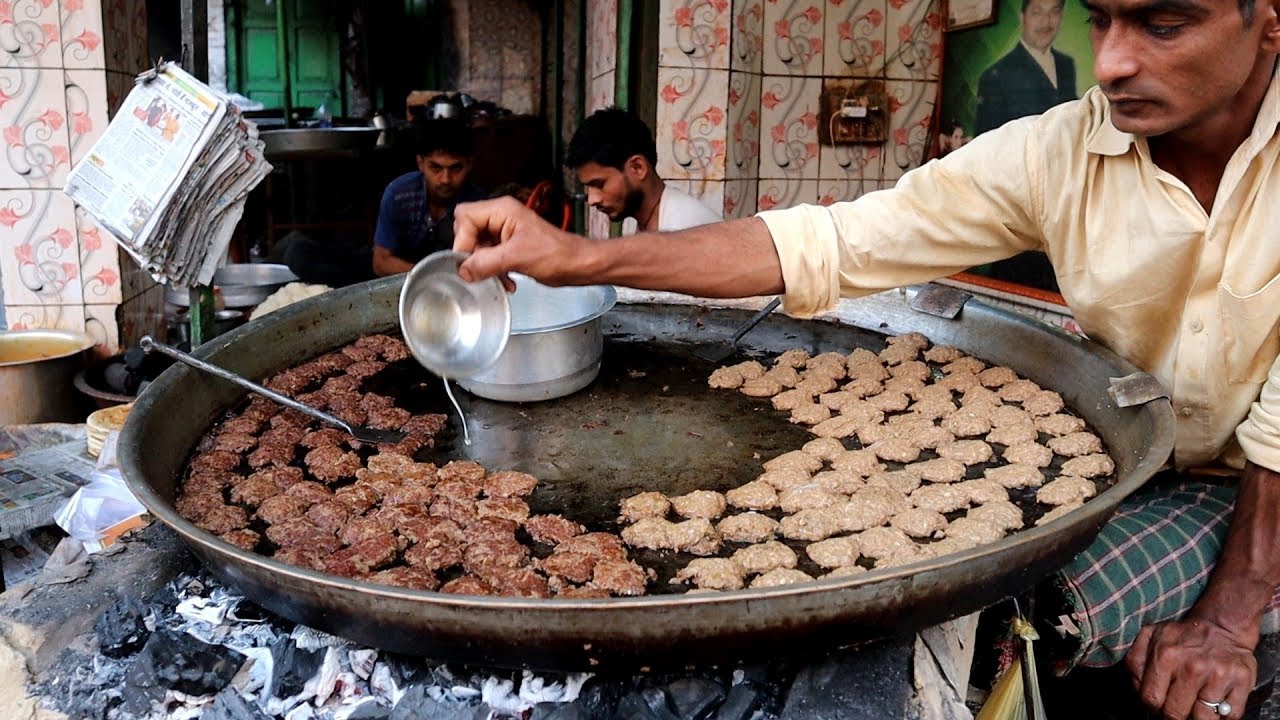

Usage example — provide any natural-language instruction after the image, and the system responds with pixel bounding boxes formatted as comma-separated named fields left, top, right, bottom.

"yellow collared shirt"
left=758, top=78, right=1280, bottom=471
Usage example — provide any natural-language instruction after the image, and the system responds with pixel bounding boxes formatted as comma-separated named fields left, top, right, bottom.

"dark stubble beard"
left=619, top=184, right=645, bottom=222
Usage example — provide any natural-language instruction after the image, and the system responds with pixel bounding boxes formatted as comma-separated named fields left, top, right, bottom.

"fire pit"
left=117, top=277, right=1173, bottom=670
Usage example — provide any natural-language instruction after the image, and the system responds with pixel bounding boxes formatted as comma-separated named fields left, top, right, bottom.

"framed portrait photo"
left=945, top=0, right=998, bottom=31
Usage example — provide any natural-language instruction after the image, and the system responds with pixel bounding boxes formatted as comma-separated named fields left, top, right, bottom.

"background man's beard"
left=619, top=186, right=645, bottom=221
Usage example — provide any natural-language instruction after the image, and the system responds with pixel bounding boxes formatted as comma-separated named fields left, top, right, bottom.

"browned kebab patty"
left=173, top=334, right=648, bottom=598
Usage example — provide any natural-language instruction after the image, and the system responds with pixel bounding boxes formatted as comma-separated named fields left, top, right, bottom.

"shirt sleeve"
left=1235, top=356, right=1280, bottom=472
left=373, top=184, right=400, bottom=252
left=756, top=119, right=1046, bottom=318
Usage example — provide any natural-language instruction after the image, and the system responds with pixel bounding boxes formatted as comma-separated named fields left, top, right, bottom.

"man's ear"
left=623, top=154, right=650, bottom=181
left=1261, top=0, right=1280, bottom=51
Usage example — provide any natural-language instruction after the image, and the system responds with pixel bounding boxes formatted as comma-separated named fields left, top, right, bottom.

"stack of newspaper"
left=64, top=63, right=272, bottom=286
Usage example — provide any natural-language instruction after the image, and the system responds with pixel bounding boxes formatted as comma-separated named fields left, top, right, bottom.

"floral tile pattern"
left=885, top=0, right=943, bottom=81
left=0, top=0, right=63, bottom=68
left=726, top=70, right=761, bottom=180
left=64, top=68, right=107, bottom=168
left=4, top=302, right=85, bottom=333
left=0, top=189, right=83, bottom=306
left=60, top=0, right=105, bottom=70
left=656, top=66, right=729, bottom=181
left=724, top=177, right=758, bottom=218
left=824, top=0, right=888, bottom=78
left=819, top=141, right=884, bottom=180
left=817, top=176, right=884, bottom=206
left=76, top=204, right=120, bottom=304
left=0, top=66, right=71, bottom=189
left=762, top=0, right=824, bottom=76
left=758, top=177, right=817, bottom=211
left=659, top=0, right=731, bottom=70
left=883, top=78, right=936, bottom=181
left=758, top=75, right=821, bottom=179
left=84, top=302, right=119, bottom=355
left=730, top=0, right=763, bottom=73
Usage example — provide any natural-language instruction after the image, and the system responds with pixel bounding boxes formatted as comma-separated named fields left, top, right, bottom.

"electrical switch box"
left=819, top=80, right=888, bottom=145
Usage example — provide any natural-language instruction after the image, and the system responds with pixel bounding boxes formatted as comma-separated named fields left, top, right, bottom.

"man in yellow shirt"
left=453, top=0, right=1280, bottom=717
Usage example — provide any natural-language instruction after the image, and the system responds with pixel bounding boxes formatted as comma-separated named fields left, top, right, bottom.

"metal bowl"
left=165, top=264, right=299, bottom=309
left=399, top=251, right=511, bottom=378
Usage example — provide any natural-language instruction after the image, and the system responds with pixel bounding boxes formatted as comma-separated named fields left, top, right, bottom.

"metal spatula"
left=693, top=297, right=782, bottom=363
left=140, top=336, right=407, bottom=445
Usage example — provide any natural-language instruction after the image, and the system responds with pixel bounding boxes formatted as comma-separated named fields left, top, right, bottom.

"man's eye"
left=1145, top=22, right=1183, bottom=37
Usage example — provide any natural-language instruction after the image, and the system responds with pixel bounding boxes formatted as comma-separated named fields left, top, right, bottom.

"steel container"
left=165, top=264, right=299, bottom=309
left=0, top=330, right=95, bottom=424
left=457, top=276, right=617, bottom=402
left=117, top=276, right=1174, bottom=671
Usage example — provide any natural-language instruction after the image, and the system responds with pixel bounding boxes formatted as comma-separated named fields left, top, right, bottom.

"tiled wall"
left=585, top=0, right=617, bottom=240
left=656, top=0, right=942, bottom=218
left=451, top=0, right=543, bottom=116
left=0, top=0, right=152, bottom=355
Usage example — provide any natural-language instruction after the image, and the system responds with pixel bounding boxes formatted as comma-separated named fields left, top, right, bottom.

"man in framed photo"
left=975, top=0, right=1078, bottom=134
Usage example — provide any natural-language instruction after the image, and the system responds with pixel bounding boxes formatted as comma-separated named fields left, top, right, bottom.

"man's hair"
left=1023, top=0, right=1066, bottom=11
left=566, top=107, right=657, bottom=170
left=414, top=118, right=473, bottom=159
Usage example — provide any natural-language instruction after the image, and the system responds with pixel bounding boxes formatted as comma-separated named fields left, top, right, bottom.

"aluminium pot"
left=0, top=329, right=95, bottom=425
left=456, top=276, right=617, bottom=402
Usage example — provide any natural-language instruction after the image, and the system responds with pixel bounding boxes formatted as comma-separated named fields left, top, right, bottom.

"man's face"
left=416, top=151, right=471, bottom=205
left=575, top=160, right=643, bottom=222
left=1085, top=0, right=1269, bottom=136
left=1021, top=0, right=1065, bottom=51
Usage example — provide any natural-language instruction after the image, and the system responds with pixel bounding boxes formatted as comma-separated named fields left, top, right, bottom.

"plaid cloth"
left=1055, top=477, right=1280, bottom=669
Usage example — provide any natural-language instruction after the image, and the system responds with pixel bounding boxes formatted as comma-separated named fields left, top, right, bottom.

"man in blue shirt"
left=372, top=119, right=487, bottom=276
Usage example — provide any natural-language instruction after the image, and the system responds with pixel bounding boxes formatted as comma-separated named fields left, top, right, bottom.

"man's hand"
left=1126, top=618, right=1256, bottom=719
left=453, top=197, right=592, bottom=289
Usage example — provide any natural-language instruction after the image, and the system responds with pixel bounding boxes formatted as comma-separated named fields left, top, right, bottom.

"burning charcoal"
left=615, top=688, right=680, bottom=720
left=531, top=703, right=589, bottom=720
left=124, top=628, right=244, bottom=698
left=268, top=636, right=325, bottom=698
left=203, top=687, right=272, bottom=720
left=391, top=686, right=479, bottom=720
left=713, top=683, right=761, bottom=720
left=94, top=596, right=150, bottom=658
left=663, top=678, right=726, bottom=720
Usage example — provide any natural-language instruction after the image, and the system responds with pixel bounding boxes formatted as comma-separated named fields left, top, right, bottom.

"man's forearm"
left=1190, top=461, right=1280, bottom=644
left=577, top=217, right=785, bottom=298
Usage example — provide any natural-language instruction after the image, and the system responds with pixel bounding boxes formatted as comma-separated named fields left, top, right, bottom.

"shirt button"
left=1189, top=319, right=1204, bottom=333
left=1180, top=406, right=1194, bottom=417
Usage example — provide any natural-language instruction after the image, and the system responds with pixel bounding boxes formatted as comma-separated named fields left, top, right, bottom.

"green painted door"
left=230, top=0, right=341, bottom=112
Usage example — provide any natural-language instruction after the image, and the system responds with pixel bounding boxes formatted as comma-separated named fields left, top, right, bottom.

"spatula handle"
left=140, top=336, right=355, bottom=435
left=730, top=297, right=782, bottom=343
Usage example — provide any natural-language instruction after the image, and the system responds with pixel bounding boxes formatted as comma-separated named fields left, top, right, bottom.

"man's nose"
left=585, top=189, right=602, bottom=207
left=1092, top=28, right=1141, bottom=86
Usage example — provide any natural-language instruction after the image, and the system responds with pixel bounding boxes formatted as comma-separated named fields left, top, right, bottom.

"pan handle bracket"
left=1107, top=372, right=1170, bottom=408
left=909, top=283, right=972, bottom=320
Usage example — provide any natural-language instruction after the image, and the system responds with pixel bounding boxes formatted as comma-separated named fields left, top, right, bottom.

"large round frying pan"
left=118, top=277, right=1173, bottom=671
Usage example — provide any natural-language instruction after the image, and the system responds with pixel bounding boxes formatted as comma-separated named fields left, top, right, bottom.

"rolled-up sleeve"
left=1235, top=355, right=1280, bottom=472
left=757, top=119, right=1047, bottom=318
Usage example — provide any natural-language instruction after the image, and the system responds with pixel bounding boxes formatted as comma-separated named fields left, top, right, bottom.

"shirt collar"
left=1086, top=62, right=1280, bottom=157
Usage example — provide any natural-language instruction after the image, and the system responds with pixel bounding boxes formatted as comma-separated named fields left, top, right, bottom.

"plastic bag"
left=53, top=430, right=149, bottom=553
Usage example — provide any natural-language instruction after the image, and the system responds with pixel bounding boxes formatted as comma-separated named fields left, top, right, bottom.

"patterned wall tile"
left=0, top=189, right=83, bottom=306
left=84, top=302, right=119, bottom=355
left=724, top=177, right=758, bottom=218
left=60, top=0, right=106, bottom=70
left=3, top=303, right=85, bottom=333
left=824, top=0, right=888, bottom=78
left=883, top=78, right=936, bottom=181
left=656, top=66, right=729, bottom=181
left=589, top=71, right=615, bottom=114
left=819, top=141, right=884, bottom=180
left=758, top=75, right=821, bottom=179
left=0, top=66, right=71, bottom=189
left=762, top=0, right=824, bottom=76
left=660, top=0, right=731, bottom=70
left=64, top=68, right=107, bottom=169
left=757, top=177, right=817, bottom=211
left=76, top=204, right=120, bottom=304
left=665, top=178, right=725, bottom=220
left=731, top=0, right=763, bottom=73
left=588, top=0, right=618, bottom=79
left=0, top=0, right=63, bottom=68
left=100, top=0, right=149, bottom=75
left=726, top=70, right=760, bottom=180
left=885, top=0, right=943, bottom=81
left=816, top=176, right=884, bottom=205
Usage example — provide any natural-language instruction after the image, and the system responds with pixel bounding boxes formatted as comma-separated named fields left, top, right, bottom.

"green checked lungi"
left=1051, top=476, right=1280, bottom=671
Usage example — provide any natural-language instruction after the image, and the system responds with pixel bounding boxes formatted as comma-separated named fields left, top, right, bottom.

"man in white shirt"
left=975, top=0, right=1078, bottom=134
left=567, top=107, right=721, bottom=233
